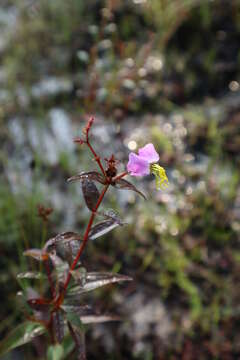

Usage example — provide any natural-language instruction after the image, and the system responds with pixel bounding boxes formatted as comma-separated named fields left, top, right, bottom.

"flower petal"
left=127, top=153, right=150, bottom=176
left=138, top=143, right=159, bottom=163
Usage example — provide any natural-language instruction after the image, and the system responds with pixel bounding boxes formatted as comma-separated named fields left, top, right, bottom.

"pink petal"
left=127, top=153, right=150, bottom=176
left=138, top=143, right=159, bottom=163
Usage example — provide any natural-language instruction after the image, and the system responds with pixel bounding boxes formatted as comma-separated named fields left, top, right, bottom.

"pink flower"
left=127, top=143, right=159, bottom=176
left=127, top=143, right=169, bottom=190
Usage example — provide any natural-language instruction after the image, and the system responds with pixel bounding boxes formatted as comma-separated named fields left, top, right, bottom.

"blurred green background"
left=1, top=0, right=240, bottom=358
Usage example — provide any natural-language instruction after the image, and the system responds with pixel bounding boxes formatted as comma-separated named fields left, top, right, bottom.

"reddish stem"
left=54, top=184, right=109, bottom=307
left=112, top=171, right=128, bottom=182
left=87, top=140, right=106, bottom=176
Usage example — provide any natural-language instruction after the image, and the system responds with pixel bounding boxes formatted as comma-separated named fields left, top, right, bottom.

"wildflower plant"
left=0, top=118, right=168, bottom=359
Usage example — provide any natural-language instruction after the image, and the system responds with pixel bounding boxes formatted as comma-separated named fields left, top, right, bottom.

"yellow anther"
left=150, top=164, right=169, bottom=190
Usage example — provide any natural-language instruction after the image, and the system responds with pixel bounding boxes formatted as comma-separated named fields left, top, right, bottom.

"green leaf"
left=66, top=313, right=85, bottom=331
left=0, top=321, right=45, bottom=356
left=61, top=335, right=75, bottom=359
left=47, top=344, right=64, bottom=360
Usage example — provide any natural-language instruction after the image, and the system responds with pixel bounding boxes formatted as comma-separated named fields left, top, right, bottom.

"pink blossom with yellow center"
left=127, top=143, right=168, bottom=190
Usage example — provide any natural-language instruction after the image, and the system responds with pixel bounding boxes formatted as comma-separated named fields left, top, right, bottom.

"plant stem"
left=112, top=171, right=128, bottom=182
left=55, top=184, right=109, bottom=306
left=87, top=141, right=106, bottom=176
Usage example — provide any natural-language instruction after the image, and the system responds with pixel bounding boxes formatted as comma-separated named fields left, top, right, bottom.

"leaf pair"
left=68, top=171, right=146, bottom=212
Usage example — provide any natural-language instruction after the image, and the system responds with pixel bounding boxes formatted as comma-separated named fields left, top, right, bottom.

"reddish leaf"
left=67, top=272, right=132, bottom=297
left=52, top=310, right=64, bottom=343
left=68, top=171, right=105, bottom=185
left=27, top=298, right=51, bottom=312
left=44, top=232, right=82, bottom=264
left=114, top=178, right=146, bottom=199
left=62, top=240, right=81, bottom=263
left=60, top=238, right=81, bottom=263
left=81, top=179, right=100, bottom=211
left=89, top=219, right=120, bottom=240
left=49, top=251, right=69, bottom=284
left=44, top=232, right=82, bottom=252
left=23, top=249, right=49, bottom=261
left=49, top=250, right=66, bottom=268
left=100, top=209, right=124, bottom=225
left=57, top=232, right=82, bottom=242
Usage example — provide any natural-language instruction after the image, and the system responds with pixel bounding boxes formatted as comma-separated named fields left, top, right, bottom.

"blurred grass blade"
left=0, top=322, right=45, bottom=356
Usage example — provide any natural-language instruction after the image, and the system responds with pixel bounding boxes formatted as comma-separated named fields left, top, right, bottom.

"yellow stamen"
left=150, top=164, right=169, bottom=190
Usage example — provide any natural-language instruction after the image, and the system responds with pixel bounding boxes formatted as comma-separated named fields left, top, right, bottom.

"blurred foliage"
left=0, top=0, right=240, bottom=359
